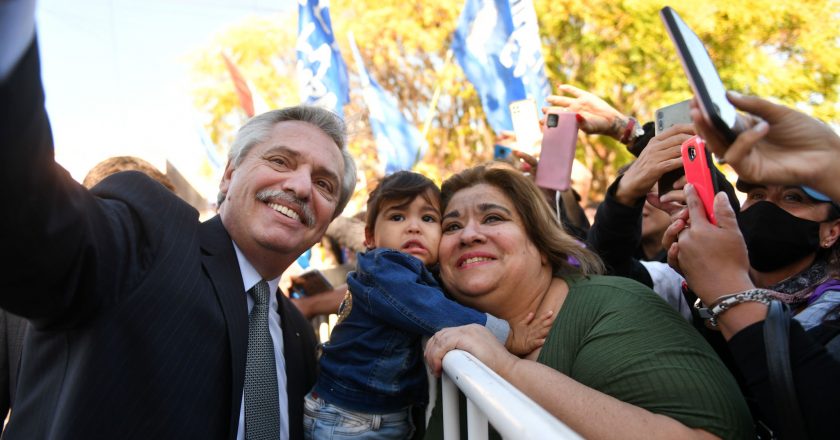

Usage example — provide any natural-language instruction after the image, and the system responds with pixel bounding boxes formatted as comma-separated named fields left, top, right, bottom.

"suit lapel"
left=200, top=215, right=248, bottom=440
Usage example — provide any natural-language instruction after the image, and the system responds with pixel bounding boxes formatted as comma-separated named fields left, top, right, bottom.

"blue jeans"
left=303, top=392, right=415, bottom=439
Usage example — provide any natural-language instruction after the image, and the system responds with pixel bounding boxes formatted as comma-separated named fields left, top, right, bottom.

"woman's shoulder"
left=565, top=274, right=657, bottom=297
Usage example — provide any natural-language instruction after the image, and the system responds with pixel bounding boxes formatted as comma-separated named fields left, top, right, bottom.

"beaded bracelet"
left=696, top=289, right=773, bottom=327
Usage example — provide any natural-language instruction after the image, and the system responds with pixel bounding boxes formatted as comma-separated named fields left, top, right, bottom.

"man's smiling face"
left=219, top=120, right=344, bottom=278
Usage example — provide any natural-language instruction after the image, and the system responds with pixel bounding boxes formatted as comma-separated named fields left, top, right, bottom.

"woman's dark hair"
left=441, top=165, right=604, bottom=276
left=365, top=171, right=441, bottom=236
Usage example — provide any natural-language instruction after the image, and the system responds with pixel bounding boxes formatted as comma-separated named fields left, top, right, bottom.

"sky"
left=36, top=0, right=292, bottom=200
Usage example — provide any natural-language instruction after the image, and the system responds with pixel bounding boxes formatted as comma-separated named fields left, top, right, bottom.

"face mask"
left=737, top=201, right=822, bottom=272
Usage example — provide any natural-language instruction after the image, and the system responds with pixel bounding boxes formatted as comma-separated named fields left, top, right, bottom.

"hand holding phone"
left=535, top=111, right=578, bottom=192
left=290, top=269, right=334, bottom=298
left=681, top=135, right=718, bottom=225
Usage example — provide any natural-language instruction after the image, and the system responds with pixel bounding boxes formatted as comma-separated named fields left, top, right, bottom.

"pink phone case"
left=536, top=111, right=578, bottom=191
left=681, top=135, right=717, bottom=225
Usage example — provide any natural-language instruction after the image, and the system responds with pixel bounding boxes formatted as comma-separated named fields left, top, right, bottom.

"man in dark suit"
left=0, top=5, right=356, bottom=439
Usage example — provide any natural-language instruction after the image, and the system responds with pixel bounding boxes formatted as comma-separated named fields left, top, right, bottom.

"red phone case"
left=681, top=135, right=717, bottom=225
left=536, top=111, right=578, bottom=191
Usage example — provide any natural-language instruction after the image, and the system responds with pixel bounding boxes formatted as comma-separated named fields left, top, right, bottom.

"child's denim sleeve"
left=350, top=249, right=510, bottom=342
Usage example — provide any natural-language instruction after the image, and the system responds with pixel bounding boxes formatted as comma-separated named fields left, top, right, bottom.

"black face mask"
left=737, top=201, right=822, bottom=272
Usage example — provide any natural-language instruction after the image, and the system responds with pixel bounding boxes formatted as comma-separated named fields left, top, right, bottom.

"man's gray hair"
left=217, top=106, right=356, bottom=218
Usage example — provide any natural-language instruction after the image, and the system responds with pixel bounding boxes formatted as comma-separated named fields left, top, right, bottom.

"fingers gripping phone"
left=655, top=100, right=692, bottom=196
left=509, top=98, right=542, bottom=153
left=536, top=111, right=578, bottom=192
left=660, top=7, right=739, bottom=142
left=681, top=135, right=718, bottom=225
left=290, top=269, right=334, bottom=298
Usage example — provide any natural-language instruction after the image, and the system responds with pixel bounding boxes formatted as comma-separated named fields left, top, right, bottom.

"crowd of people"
left=2, top=2, right=840, bottom=440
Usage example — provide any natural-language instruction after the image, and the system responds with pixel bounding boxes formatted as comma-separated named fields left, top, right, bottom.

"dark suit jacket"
left=0, top=40, right=317, bottom=439
left=0, top=310, right=27, bottom=430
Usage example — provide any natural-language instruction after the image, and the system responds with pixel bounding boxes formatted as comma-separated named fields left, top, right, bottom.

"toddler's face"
left=365, top=192, right=441, bottom=266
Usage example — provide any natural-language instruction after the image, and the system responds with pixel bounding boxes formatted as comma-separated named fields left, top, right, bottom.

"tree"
left=190, top=0, right=840, bottom=207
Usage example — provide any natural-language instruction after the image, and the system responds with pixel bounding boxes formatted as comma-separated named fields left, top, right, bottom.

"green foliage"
left=190, top=0, right=840, bottom=204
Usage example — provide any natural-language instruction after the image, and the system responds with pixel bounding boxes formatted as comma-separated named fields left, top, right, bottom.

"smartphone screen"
left=535, top=111, right=578, bottom=192
left=661, top=7, right=738, bottom=142
left=681, top=135, right=718, bottom=224
left=509, top=98, right=542, bottom=153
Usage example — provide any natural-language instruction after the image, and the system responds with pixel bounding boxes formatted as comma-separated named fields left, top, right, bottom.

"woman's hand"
left=545, top=84, right=628, bottom=138
left=505, top=311, right=554, bottom=356
left=425, top=324, right=520, bottom=378
left=663, top=184, right=754, bottom=302
left=614, top=124, right=693, bottom=207
left=691, top=93, right=840, bottom=201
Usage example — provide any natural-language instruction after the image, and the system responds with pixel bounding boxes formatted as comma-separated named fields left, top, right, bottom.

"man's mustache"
left=256, top=189, right=315, bottom=227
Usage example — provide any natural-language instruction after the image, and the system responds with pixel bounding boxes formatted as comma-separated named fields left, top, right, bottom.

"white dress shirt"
left=233, top=243, right=289, bottom=440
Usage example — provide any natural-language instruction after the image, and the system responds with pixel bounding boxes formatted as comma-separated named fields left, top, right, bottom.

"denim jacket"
left=313, top=248, right=509, bottom=413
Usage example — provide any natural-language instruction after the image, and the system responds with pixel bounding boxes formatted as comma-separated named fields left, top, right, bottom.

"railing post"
left=442, top=373, right=460, bottom=440
left=466, top=399, right=488, bottom=440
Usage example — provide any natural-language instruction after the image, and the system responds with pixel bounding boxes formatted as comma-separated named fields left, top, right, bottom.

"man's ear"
left=364, top=227, right=375, bottom=250
left=219, top=160, right=234, bottom=197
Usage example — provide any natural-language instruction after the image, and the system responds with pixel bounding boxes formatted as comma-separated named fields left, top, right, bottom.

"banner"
left=452, top=0, right=550, bottom=132
left=348, top=33, right=426, bottom=174
left=296, top=0, right=349, bottom=116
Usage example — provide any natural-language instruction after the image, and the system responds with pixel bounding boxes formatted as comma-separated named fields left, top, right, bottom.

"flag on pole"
left=296, top=0, right=349, bottom=116
left=451, top=0, right=550, bottom=132
left=348, top=33, right=426, bottom=174
left=221, top=52, right=255, bottom=117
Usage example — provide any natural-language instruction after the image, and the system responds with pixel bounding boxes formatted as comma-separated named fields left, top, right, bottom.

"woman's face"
left=438, top=184, right=547, bottom=309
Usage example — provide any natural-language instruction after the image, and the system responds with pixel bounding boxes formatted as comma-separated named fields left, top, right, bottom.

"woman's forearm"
left=502, top=359, right=718, bottom=440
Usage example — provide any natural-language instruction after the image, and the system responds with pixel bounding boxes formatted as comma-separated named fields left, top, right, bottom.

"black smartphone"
left=660, top=7, right=739, bottom=142
left=290, top=269, right=334, bottom=298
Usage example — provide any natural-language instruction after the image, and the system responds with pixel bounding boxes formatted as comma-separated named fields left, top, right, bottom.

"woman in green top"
left=425, top=165, right=752, bottom=439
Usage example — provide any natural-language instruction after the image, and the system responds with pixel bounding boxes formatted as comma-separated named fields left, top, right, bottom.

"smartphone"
left=493, top=144, right=513, bottom=160
left=681, top=135, right=718, bottom=225
left=655, top=100, right=692, bottom=136
left=660, top=7, right=739, bottom=142
left=509, top=98, right=542, bottom=152
left=290, top=269, right=334, bottom=298
left=535, top=111, right=578, bottom=192
left=655, top=99, right=692, bottom=196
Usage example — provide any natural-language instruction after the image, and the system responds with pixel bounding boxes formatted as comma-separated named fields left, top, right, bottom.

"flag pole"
left=415, top=48, right=453, bottom=167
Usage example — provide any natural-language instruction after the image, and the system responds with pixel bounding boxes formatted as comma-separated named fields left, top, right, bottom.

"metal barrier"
left=440, top=350, right=582, bottom=440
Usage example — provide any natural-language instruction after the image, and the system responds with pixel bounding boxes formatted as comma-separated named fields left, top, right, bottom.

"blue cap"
left=802, top=186, right=833, bottom=203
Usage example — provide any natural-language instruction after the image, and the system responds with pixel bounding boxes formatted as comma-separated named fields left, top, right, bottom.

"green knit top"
left=537, top=275, right=752, bottom=439
left=423, top=275, right=753, bottom=439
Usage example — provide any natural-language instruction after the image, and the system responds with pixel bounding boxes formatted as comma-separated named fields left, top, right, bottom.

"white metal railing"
left=441, top=350, right=582, bottom=440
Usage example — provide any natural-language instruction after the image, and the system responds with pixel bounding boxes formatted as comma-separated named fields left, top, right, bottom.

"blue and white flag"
left=296, top=0, right=349, bottom=116
left=348, top=33, right=427, bottom=174
left=452, top=0, right=550, bottom=132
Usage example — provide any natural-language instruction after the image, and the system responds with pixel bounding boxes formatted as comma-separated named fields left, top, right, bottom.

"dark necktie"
left=244, top=280, right=280, bottom=440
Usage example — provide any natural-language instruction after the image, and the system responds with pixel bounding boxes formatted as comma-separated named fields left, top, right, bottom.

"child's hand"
left=504, top=310, right=554, bottom=355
